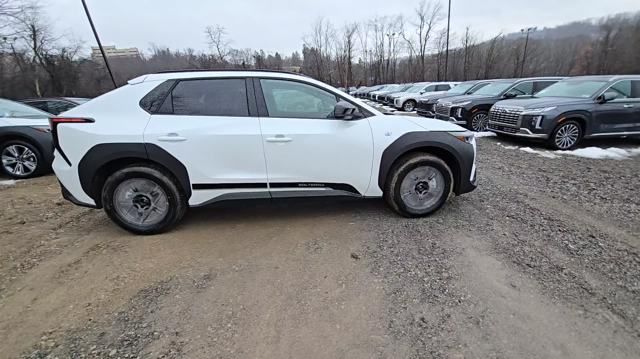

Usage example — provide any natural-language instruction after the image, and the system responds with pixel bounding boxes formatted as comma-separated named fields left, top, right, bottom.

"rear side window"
left=164, top=79, right=249, bottom=117
left=140, top=80, right=176, bottom=113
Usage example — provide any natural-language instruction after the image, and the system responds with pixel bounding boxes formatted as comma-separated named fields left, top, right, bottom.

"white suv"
left=52, top=70, right=477, bottom=234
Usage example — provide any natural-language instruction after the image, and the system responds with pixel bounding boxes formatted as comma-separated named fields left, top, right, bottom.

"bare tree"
left=205, top=25, right=231, bottom=63
left=411, top=0, right=443, bottom=80
left=461, top=26, right=477, bottom=80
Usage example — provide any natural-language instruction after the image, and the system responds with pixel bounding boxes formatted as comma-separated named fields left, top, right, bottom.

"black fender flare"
left=378, top=132, right=475, bottom=195
left=78, top=143, right=191, bottom=204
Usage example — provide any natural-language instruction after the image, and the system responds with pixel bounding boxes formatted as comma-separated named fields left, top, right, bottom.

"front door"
left=256, top=78, right=374, bottom=197
left=593, top=80, right=640, bottom=134
left=144, top=78, right=268, bottom=205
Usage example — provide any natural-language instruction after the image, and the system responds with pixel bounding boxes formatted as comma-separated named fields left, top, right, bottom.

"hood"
left=496, top=96, right=593, bottom=109
left=440, top=94, right=493, bottom=104
left=401, top=115, right=467, bottom=132
left=418, top=92, right=463, bottom=103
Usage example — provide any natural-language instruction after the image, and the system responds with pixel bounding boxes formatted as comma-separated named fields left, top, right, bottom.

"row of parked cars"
left=352, top=75, right=640, bottom=150
left=0, top=97, right=89, bottom=179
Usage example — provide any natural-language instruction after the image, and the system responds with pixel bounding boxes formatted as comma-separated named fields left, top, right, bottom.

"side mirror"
left=598, top=92, right=617, bottom=103
left=419, top=91, right=425, bottom=95
left=333, top=101, right=359, bottom=120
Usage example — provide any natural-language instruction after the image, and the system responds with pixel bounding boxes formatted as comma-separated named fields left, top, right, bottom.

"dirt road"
left=1, top=137, right=639, bottom=358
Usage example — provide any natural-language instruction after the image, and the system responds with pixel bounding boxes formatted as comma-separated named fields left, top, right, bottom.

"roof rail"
left=154, top=68, right=307, bottom=76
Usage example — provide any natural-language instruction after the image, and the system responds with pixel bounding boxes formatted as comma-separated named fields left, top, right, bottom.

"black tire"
left=548, top=120, right=583, bottom=150
left=402, top=100, right=417, bottom=112
left=468, top=111, right=489, bottom=132
left=384, top=153, right=454, bottom=218
left=0, top=139, right=45, bottom=179
left=101, top=164, right=187, bottom=235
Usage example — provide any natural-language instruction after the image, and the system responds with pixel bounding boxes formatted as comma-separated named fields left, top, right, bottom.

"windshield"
left=0, top=99, right=50, bottom=118
left=447, top=82, right=476, bottom=95
left=472, top=81, right=514, bottom=96
left=535, top=80, right=608, bottom=98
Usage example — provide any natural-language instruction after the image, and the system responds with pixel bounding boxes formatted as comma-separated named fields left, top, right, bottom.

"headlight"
left=448, top=131, right=475, bottom=144
left=522, top=106, right=556, bottom=114
left=454, top=101, right=472, bottom=107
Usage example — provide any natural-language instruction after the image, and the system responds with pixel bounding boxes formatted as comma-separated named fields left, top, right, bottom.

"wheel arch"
left=0, top=127, right=54, bottom=166
left=379, top=132, right=470, bottom=196
left=78, top=143, right=191, bottom=207
left=554, top=112, right=590, bottom=135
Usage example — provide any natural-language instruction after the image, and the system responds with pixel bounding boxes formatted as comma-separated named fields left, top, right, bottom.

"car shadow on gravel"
left=181, top=197, right=390, bottom=225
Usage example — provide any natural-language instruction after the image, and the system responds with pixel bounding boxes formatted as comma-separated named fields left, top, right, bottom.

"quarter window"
left=260, top=79, right=338, bottom=119
left=162, top=79, right=249, bottom=117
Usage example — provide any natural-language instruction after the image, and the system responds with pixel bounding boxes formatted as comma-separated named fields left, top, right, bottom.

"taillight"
left=49, top=117, right=95, bottom=166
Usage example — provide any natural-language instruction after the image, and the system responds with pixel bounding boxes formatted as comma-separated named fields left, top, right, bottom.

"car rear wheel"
left=402, top=100, right=417, bottom=112
left=469, top=111, right=489, bottom=132
left=101, top=164, right=187, bottom=235
left=384, top=153, right=453, bottom=217
left=549, top=120, right=582, bottom=150
left=0, top=140, right=44, bottom=179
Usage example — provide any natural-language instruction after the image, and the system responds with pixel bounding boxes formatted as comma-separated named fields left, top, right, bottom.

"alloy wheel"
left=399, top=165, right=445, bottom=212
left=403, top=101, right=416, bottom=112
left=1, top=144, right=38, bottom=177
left=555, top=123, right=580, bottom=150
left=113, top=178, right=170, bottom=227
left=471, top=113, right=489, bottom=132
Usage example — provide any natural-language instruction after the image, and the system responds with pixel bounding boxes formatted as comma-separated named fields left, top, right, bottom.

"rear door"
left=255, top=78, right=374, bottom=197
left=593, top=80, right=640, bottom=134
left=144, top=78, right=269, bottom=205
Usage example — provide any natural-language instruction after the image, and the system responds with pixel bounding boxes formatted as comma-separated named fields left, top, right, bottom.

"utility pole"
left=444, top=0, right=451, bottom=81
left=520, top=27, right=536, bottom=77
left=81, top=0, right=117, bottom=88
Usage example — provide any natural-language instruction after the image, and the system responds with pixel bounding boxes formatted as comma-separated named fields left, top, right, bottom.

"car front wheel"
left=402, top=100, right=417, bottom=112
left=469, top=111, right=489, bottom=132
left=549, top=120, right=582, bottom=150
left=384, top=153, right=453, bottom=217
left=101, top=164, right=187, bottom=235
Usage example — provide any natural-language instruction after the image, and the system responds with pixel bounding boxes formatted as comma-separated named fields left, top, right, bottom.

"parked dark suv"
left=416, top=80, right=494, bottom=117
left=488, top=75, right=640, bottom=150
left=434, top=77, right=563, bottom=131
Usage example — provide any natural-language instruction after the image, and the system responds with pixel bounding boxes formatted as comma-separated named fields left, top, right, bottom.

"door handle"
left=266, top=135, right=292, bottom=143
left=158, top=133, right=187, bottom=142
left=623, top=104, right=634, bottom=108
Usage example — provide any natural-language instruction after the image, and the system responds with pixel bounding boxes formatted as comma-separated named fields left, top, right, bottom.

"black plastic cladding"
left=78, top=143, right=191, bottom=206
left=379, top=131, right=476, bottom=196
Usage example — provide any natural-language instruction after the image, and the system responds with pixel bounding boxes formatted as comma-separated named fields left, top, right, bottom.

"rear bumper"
left=60, top=181, right=98, bottom=208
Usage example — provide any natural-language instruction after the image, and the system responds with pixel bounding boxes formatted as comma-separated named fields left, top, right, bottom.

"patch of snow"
left=0, top=179, right=18, bottom=186
left=496, top=143, right=520, bottom=150
left=557, top=147, right=640, bottom=160
left=474, top=132, right=497, bottom=138
left=519, top=147, right=559, bottom=159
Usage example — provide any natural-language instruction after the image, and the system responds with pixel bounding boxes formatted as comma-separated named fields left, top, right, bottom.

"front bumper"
left=435, top=114, right=466, bottom=125
left=487, top=122, right=548, bottom=139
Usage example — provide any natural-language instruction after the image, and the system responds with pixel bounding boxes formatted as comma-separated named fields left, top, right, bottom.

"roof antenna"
left=81, top=0, right=117, bottom=89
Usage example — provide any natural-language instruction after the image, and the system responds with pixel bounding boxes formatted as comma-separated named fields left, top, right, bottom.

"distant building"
left=91, top=46, right=140, bottom=60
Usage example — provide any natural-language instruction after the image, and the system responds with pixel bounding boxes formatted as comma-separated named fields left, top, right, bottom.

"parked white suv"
left=393, top=82, right=459, bottom=112
left=52, top=70, right=477, bottom=234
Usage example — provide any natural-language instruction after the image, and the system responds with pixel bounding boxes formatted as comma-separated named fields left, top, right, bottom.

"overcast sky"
left=47, top=0, right=639, bottom=55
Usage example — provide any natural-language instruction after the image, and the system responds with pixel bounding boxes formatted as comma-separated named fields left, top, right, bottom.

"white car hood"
left=402, top=115, right=466, bottom=132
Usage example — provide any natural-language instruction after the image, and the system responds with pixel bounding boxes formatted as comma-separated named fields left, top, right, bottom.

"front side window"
left=260, top=79, right=338, bottom=119
left=603, top=80, right=640, bottom=100
left=508, top=82, right=534, bottom=96
left=532, top=81, right=557, bottom=94
left=423, top=85, right=438, bottom=92
left=473, top=82, right=514, bottom=96
left=435, top=84, right=451, bottom=91
left=162, top=79, right=249, bottom=117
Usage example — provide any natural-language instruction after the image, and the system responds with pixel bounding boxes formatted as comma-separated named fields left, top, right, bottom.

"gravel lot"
left=1, top=137, right=639, bottom=358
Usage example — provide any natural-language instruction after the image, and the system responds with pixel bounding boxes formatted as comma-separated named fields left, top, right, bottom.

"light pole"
left=81, top=0, right=117, bottom=88
left=520, top=27, right=536, bottom=77
left=444, top=0, right=451, bottom=81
